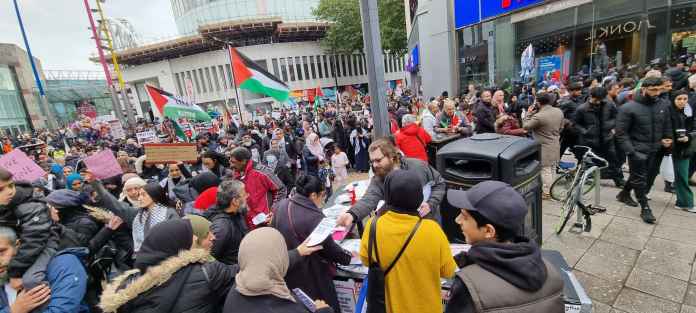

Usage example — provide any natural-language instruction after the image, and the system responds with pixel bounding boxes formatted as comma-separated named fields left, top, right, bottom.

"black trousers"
left=621, top=151, right=657, bottom=208
left=560, top=132, right=578, bottom=159
left=589, top=144, right=624, bottom=180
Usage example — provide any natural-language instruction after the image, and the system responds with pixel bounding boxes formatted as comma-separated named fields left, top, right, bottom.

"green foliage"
left=312, top=0, right=407, bottom=57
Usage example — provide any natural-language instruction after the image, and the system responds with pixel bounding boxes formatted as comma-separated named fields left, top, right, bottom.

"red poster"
left=78, top=103, right=98, bottom=118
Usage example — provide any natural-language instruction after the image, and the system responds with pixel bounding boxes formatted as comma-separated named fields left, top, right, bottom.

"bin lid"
left=471, top=133, right=501, bottom=141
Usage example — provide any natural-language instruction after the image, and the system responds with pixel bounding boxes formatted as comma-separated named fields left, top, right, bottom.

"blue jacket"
left=0, top=248, right=89, bottom=313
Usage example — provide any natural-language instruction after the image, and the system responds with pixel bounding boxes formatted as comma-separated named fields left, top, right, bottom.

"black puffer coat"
left=615, top=92, right=673, bottom=155
left=202, top=205, right=248, bottom=265
left=558, top=95, right=583, bottom=127
left=63, top=213, right=100, bottom=241
left=572, top=100, right=617, bottom=148
left=475, top=100, right=496, bottom=134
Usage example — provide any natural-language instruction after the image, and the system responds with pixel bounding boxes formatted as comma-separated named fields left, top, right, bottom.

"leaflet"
left=306, top=218, right=338, bottom=247
left=251, top=212, right=268, bottom=225
left=341, top=240, right=362, bottom=265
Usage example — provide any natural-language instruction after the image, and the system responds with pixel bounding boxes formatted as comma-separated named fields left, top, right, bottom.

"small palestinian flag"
left=417, top=101, right=426, bottom=115
left=440, top=111, right=462, bottom=127
left=229, top=45, right=290, bottom=102
left=256, top=108, right=263, bottom=116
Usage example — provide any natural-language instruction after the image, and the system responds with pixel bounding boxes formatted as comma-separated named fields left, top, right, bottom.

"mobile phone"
left=532, top=103, right=540, bottom=111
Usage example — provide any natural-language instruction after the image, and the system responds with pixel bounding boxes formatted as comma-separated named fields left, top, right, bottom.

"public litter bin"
left=425, top=133, right=463, bottom=169
left=436, top=133, right=543, bottom=245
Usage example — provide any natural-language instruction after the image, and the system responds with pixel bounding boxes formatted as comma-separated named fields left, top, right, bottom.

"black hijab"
left=134, top=219, right=194, bottom=273
left=189, top=172, right=222, bottom=194
left=201, top=151, right=231, bottom=178
left=384, top=170, right=423, bottom=216
left=103, top=174, right=124, bottom=199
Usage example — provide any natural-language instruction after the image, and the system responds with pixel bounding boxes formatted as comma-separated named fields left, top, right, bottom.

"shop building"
left=406, top=0, right=696, bottom=97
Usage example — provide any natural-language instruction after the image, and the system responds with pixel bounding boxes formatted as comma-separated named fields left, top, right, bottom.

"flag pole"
left=226, top=45, right=245, bottom=117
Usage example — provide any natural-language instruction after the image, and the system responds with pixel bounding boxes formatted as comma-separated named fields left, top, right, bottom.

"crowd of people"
left=0, top=57, right=693, bottom=312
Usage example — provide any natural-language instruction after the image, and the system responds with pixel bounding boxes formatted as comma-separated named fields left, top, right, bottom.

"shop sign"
left=459, top=44, right=488, bottom=64
left=407, top=45, right=419, bottom=72
left=510, top=0, right=593, bottom=23
left=455, top=0, right=552, bottom=29
left=585, top=20, right=656, bottom=41
left=482, top=0, right=551, bottom=20
left=461, top=55, right=478, bottom=64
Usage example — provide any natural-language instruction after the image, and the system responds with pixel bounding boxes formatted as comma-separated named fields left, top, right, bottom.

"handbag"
left=288, top=203, right=338, bottom=277
left=366, top=215, right=421, bottom=313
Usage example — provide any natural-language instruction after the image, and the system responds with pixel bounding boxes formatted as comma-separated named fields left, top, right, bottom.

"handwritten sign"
left=136, top=131, right=157, bottom=144
left=241, top=113, right=252, bottom=123
left=83, top=150, right=124, bottom=180
left=144, top=143, right=198, bottom=164
left=0, top=149, right=45, bottom=183
left=109, top=120, right=125, bottom=139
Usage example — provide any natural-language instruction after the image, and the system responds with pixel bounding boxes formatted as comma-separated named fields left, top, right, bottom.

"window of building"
left=225, top=64, right=233, bottom=87
left=198, top=69, right=207, bottom=93
left=352, top=55, right=358, bottom=76
left=272, top=58, right=280, bottom=78
left=293, top=57, right=303, bottom=81
left=302, top=56, right=310, bottom=80
left=383, top=55, right=388, bottom=73
left=210, top=66, right=220, bottom=91
left=340, top=55, right=347, bottom=76
left=218, top=65, right=227, bottom=88
left=309, top=56, right=317, bottom=79
left=205, top=67, right=214, bottom=91
left=192, top=70, right=201, bottom=94
left=346, top=55, right=353, bottom=76
left=174, top=73, right=183, bottom=95
left=279, top=58, right=288, bottom=82
left=287, top=58, right=296, bottom=81
left=316, top=56, right=323, bottom=79
left=323, top=55, right=330, bottom=77
left=358, top=55, right=364, bottom=75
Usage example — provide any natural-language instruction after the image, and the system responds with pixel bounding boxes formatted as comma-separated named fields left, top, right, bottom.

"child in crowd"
left=0, top=167, right=59, bottom=313
left=331, top=145, right=349, bottom=186
left=318, top=158, right=335, bottom=202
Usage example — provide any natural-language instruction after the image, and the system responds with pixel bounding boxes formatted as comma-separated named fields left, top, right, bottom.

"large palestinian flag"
left=228, top=45, right=291, bottom=102
left=145, top=85, right=210, bottom=141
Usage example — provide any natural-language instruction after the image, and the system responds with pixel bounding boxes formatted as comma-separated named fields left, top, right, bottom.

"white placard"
left=333, top=280, right=356, bottom=313
left=136, top=131, right=157, bottom=144
left=253, top=115, right=266, bottom=125
left=306, top=218, right=337, bottom=247
left=271, top=112, right=281, bottom=119
left=109, top=120, right=125, bottom=139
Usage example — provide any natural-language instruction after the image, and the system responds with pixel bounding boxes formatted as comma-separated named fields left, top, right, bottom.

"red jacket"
left=233, top=160, right=288, bottom=230
left=501, top=114, right=526, bottom=137
left=395, top=123, right=432, bottom=163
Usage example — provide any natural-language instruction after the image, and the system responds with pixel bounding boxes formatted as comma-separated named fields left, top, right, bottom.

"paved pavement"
left=342, top=164, right=696, bottom=313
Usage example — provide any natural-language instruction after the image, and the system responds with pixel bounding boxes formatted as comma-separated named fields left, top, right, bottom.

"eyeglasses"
left=369, top=155, right=386, bottom=165
left=646, top=88, right=661, bottom=93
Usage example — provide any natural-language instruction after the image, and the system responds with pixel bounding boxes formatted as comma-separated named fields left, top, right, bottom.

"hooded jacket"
left=135, top=155, right=165, bottom=181
left=615, top=91, right=673, bottom=155
left=665, top=67, right=688, bottom=91
left=202, top=205, right=249, bottom=265
left=232, top=160, right=287, bottom=230
left=559, top=94, right=583, bottom=128
left=572, top=99, right=618, bottom=148
left=0, top=181, right=60, bottom=279
left=444, top=236, right=564, bottom=313
left=498, top=114, right=526, bottom=136
left=99, top=249, right=239, bottom=313
left=394, top=123, right=432, bottom=163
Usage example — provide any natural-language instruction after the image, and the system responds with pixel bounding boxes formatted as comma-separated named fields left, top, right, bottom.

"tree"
left=312, top=0, right=407, bottom=57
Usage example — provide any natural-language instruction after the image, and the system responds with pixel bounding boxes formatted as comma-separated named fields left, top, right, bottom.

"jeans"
left=622, top=151, right=657, bottom=209
left=541, top=165, right=556, bottom=195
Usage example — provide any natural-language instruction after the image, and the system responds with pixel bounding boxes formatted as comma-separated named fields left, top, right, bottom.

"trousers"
left=622, top=151, right=657, bottom=208
left=541, top=165, right=556, bottom=195
left=648, top=154, right=694, bottom=208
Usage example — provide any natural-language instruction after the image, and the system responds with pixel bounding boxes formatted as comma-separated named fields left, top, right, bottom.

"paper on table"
left=336, top=194, right=352, bottom=203
left=292, top=288, right=316, bottom=312
left=252, top=212, right=268, bottom=225
left=306, top=218, right=337, bottom=246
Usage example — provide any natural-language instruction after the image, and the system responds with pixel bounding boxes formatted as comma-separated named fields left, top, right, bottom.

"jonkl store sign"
left=585, top=20, right=656, bottom=41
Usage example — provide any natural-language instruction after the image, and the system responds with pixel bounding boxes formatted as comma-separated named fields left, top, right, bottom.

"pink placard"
left=82, top=150, right=123, bottom=180
left=0, top=149, right=45, bottom=183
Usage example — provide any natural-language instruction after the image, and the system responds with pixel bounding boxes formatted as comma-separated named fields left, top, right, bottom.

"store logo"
left=502, top=0, right=523, bottom=8
left=585, top=20, right=656, bottom=41
left=460, top=55, right=478, bottom=64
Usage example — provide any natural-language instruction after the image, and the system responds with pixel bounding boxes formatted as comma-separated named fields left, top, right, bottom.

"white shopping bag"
left=660, top=156, right=675, bottom=183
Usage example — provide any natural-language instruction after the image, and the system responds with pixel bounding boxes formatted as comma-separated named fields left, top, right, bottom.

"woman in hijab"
left=302, top=133, right=324, bottom=177
left=202, top=150, right=234, bottom=178
left=360, top=170, right=456, bottom=313
left=223, top=227, right=334, bottom=313
left=270, top=173, right=353, bottom=312
left=103, top=175, right=124, bottom=199
left=99, top=219, right=239, bottom=313
left=492, top=90, right=507, bottom=117
left=66, top=173, right=85, bottom=192
left=349, top=122, right=370, bottom=173
left=120, top=177, right=147, bottom=208
left=264, top=149, right=294, bottom=194
left=182, top=215, right=216, bottom=261
left=173, top=172, right=223, bottom=216
left=91, top=179, right=180, bottom=258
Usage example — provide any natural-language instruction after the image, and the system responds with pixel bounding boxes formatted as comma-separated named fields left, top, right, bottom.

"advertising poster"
left=538, top=56, right=561, bottom=88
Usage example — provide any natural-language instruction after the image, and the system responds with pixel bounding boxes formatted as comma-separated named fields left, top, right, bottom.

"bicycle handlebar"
left=570, top=145, right=609, bottom=168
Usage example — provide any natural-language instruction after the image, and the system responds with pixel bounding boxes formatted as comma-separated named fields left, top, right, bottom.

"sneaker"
left=542, top=194, right=553, bottom=200
left=664, top=184, right=676, bottom=194
left=675, top=206, right=696, bottom=213
left=640, top=208, right=656, bottom=223
left=646, top=194, right=651, bottom=200
left=622, top=164, right=629, bottom=172
left=564, top=148, right=572, bottom=155
left=689, top=178, right=696, bottom=187
left=613, top=178, right=626, bottom=188
left=616, top=192, right=639, bottom=207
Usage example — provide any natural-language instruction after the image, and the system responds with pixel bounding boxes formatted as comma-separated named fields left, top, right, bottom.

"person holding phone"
left=435, top=100, right=473, bottom=137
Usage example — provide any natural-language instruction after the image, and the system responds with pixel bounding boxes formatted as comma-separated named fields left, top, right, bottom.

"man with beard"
left=202, top=180, right=249, bottom=265
left=336, top=139, right=446, bottom=227
left=195, top=131, right=219, bottom=152
left=0, top=227, right=89, bottom=312
left=239, top=132, right=262, bottom=164
left=615, top=77, right=673, bottom=223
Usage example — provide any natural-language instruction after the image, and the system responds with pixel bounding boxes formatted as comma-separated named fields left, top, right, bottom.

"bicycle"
left=550, top=156, right=598, bottom=201
left=555, top=146, right=609, bottom=234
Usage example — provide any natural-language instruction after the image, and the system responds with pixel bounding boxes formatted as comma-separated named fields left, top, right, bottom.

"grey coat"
left=421, top=110, right=438, bottom=138
left=523, top=105, right=565, bottom=167
left=346, top=156, right=446, bottom=222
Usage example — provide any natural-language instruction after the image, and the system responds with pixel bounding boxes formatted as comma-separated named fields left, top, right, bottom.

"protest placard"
left=271, top=112, right=281, bottom=119
left=182, top=123, right=193, bottom=138
left=109, top=120, right=125, bottom=139
left=83, top=150, right=124, bottom=180
left=0, top=149, right=45, bottom=182
left=253, top=115, right=266, bottom=125
left=144, top=143, right=198, bottom=164
left=241, top=113, right=252, bottom=123
left=136, top=131, right=157, bottom=144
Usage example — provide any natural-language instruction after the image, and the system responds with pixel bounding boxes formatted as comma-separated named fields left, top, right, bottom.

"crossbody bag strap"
left=368, top=215, right=380, bottom=266
left=414, top=134, right=426, bottom=150
left=384, top=219, right=422, bottom=275
left=288, top=203, right=329, bottom=264
left=201, top=264, right=221, bottom=313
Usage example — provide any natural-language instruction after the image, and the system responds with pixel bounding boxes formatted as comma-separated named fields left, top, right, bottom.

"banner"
left=519, top=44, right=535, bottom=82
left=108, top=120, right=125, bottom=139
left=538, top=56, right=561, bottom=89
left=77, top=102, right=98, bottom=119
left=136, top=131, right=157, bottom=144
left=0, top=149, right=44, bottom=182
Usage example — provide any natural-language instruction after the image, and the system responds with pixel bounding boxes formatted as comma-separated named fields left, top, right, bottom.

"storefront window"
left=670, top=3, right=696, bottom=65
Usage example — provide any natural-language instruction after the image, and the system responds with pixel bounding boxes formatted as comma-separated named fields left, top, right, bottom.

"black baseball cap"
left=387, top=106, right=397, bottom=115
left=447, top=181, right=528, bottom=230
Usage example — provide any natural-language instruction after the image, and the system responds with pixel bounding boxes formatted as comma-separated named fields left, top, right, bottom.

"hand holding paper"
left=306, top=218, right=338, bottom=247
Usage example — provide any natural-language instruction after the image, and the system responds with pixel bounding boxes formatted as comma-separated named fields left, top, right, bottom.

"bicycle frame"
left=574, top=164, right=602, bottom=228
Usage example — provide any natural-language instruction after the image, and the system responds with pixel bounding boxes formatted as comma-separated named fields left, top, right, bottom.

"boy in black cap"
left=444, top=181, right=564, bottom=313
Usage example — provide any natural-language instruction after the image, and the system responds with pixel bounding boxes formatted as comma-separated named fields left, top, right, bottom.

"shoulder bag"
left=366, top=215, right=421, bottom=313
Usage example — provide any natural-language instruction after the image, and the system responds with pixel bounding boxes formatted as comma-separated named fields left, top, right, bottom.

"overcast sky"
left=0, top=0, right=178, bottom=71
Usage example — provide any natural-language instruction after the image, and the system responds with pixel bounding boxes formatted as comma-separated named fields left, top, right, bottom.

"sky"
left=0, top=0, right=178, bottom=71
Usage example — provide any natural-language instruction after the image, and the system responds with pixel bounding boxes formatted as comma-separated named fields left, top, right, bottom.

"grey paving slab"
left=542, top=213, right=559, bottom=229
left=598, top=227, right=651, bottom=250
left=652, top=224, right=696, bottom=245
left=581, top=224, right=607, bottom=239
left=542, top=242, right=586, bottom=267
left=586, top=240, right=640, bottom=267
left=605, top=216, right=656, bottom=236
left=625, top=268, right=688, bottom=303
left=589, top=212, right=615, bottom=227
left=692, top=262, right=696, bottom=284
left=613, top=288, right=681, bottom=313
left=601, top=203, right=624, bottom=216
left=634, top=250, right=693, bottom=281
left=547, top=230, right=596, bottom=252
left=541, top=226, right=555, bottom=243
left=658, top=212, right=696, bottom=231
left=609, top=309, right=628, bottom=313
left=682, top=305, right=696, bottom=313
left=663, top=207, right=696, bottom=218
left=644, top=237, right=696, bottom=262
left=575, top=253, right=633, bottom=284
left=590, top=298, right=612, bottom=313
left=574, top=270, right=624, bottom=306
left=684, top=284, right=696, bottom=308
left=615, top=205, right=665, bottom=222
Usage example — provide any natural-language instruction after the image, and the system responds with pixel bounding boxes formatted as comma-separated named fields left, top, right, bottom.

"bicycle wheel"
left=550, top=170, right=597, bottom=201
left=556, top=187, right=579, bottom=234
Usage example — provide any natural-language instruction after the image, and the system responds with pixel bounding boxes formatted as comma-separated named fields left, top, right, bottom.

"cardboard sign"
left=253, top=115, right=266, bottom=125
left=0, top=149, right=45, bottom=183
left=83, top=150, right=124, bottom=180
left=241, top=113, right=252, bottom=123
left=144, top=143, right=198, bottom=164
left=109, top=120, right=125, bottom=139
left=136, top=131, right=157, bottom=144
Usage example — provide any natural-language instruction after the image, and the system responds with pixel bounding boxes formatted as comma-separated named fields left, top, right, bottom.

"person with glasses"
left=615, top=76, right=673, bottom=223
left=336, top=139, right=446, bottom=227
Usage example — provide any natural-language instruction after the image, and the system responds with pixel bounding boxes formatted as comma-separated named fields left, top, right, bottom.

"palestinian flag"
left=440, top=111, right=462, bottom=127
left=222, top=99, right=233, bottom=121
left=229, top=45, right=290, bottom=102
left=145, top=85, right=210, bottom=142
left=256, top=108, right=263, bottom=116
left=417, top=101, right=426, bottom=115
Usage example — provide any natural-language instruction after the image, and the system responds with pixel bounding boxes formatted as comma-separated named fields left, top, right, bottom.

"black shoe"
left=664, top=184, right=676, bottom=194
left=613, top=178, right=626, bottom=188
left=616, top=192, right=639, bottom=207
left=640, top=208, right=656, bottom=223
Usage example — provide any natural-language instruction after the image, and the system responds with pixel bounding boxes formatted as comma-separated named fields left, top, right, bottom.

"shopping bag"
left=660, top=156, right=675, bottom=183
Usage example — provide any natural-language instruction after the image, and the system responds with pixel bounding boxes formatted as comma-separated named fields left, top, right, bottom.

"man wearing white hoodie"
left=421, top=100, right=440, bottom=138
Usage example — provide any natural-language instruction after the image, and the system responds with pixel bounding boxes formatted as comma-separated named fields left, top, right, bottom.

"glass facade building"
left=170, top=0, right=320, bottom=34
left=0, top=64, right=33, bottom=135
left=454, top=0, right=696, bottom=93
